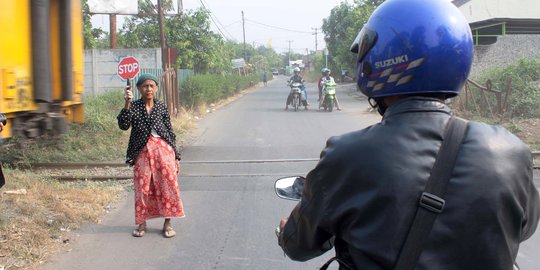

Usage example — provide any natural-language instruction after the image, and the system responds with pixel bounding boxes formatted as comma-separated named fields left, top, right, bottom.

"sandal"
left=163, top=226, right=176, bottom=238
left=132, top=224, right=146, bottom=237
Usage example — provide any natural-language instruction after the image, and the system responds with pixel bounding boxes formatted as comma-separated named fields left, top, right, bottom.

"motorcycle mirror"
left=274, top=176, right=305, bottom=201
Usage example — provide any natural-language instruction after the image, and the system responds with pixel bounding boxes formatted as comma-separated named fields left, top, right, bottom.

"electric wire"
left=244, top=18, right=313, bottom=35
left=198, top=0, right=236, bottom=41
left=200, top=0, right=237, bottom=41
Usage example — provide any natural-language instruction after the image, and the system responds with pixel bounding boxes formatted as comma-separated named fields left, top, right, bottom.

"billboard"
left=88, top=0, right=183, bottom=15
left=232, top=59, right=246, bottom=69
left=88, top=0, right=139, bottom=15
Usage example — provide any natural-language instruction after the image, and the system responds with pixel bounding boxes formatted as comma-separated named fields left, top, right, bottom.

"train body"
left=0, top=0, right=84, bottom=140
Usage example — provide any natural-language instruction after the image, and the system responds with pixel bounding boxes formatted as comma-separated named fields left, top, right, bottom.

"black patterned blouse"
left=117, top=99, right=181, bottom=166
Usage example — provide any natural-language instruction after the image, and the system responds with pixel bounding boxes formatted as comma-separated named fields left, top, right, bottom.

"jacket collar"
left=383, top=97, right=452, bottom=119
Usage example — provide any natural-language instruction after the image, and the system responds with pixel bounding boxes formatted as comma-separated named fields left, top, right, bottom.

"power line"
left=244, top=18, right=312, bottom=34
left=223, top=20, right=242, bottom=29
left=200, top=0, right=236, bottom=40
left=198, top=0, right=236, bottom=41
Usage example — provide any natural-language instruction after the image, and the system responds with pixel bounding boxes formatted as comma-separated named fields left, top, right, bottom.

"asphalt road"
left=40, top=76, right=540, bottom=270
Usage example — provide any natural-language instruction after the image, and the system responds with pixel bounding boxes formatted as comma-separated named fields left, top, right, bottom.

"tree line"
left=82, top=0, right=385, bottom=75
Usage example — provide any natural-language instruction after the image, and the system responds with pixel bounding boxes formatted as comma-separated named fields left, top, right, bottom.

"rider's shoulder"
left=467, top=121, right=528, bottom=150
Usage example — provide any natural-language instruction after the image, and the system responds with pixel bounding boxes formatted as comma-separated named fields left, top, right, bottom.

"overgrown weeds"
left=179, top=73, right=261, bottom=110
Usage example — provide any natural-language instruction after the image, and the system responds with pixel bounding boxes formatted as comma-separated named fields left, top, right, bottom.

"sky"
left=91, top=0, right=352, bottom=54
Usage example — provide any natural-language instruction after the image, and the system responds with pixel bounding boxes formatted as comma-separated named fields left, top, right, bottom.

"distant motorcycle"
left=289, top=82, right=306, bottom=111
left=320, top=80, right=337, bottom=112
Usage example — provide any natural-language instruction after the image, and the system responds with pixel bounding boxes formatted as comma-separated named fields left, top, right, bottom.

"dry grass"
left=0, top=169, right=121, bottom=269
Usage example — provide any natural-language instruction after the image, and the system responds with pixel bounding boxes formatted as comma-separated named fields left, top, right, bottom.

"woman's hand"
left=124, top=86, right=133, bottom=110
left=124, top=86, right=133, bottom=101
left=175, top=160, right=180, bottom=175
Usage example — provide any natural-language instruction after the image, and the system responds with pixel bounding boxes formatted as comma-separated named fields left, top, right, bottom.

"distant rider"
left=320, top=68, right=341, bottom=111
left=285, top=67, right=308, bottom=110
left=318, top=68, right=326, bottom=101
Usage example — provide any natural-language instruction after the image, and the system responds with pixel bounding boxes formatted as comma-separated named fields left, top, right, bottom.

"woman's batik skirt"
left=133, top=136, right=185, bottom=225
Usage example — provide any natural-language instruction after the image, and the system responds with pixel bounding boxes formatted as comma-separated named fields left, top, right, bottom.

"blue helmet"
left=350, top=0, right=473, bottom=98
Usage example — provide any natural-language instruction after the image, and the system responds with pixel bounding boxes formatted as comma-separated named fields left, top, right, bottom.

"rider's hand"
left=279, top=218, right=288, bottom=230
left=276, top=218, right=288, bottom=238
left=124, top=86, right=133, bottom=101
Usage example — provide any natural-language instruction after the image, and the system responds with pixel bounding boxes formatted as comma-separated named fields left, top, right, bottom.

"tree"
left=115, top=4, right=282, bottom=74
left=166, top=9, right=228, bottom=73
left=357, top=0, right=386, bottom=6
left=82, top=0, right=106, bottom=48
left=321, top=1, right=381, bottom=74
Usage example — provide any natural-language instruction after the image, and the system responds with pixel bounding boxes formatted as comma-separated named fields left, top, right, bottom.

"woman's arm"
left=117, top=107, right=133, bottom=130
left=117, top=86, right=134, bottom=130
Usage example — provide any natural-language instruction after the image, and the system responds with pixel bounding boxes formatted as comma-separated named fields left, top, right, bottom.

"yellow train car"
left=0, top=0, right=84, bottom=140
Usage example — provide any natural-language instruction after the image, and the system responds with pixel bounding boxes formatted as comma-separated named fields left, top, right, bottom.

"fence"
left=453, top=78, right=513, bottom=119
left=132, top=68, right=193, bottom=116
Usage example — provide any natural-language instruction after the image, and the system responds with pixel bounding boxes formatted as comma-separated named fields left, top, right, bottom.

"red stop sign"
left=117, top=56, right=140, bottom=79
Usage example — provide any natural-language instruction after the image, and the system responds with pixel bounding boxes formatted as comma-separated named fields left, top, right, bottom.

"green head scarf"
left=136, top=73, right=159, bottom=87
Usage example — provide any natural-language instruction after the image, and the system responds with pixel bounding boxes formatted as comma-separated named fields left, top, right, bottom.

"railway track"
left=30, top=162, right=132, bottom=182
left=30, top=151, right=540, bottom=182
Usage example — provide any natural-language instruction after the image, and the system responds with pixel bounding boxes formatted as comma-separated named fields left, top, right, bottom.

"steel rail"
left=53, top=175, right=133, bottom=181
left=30, top=158, right=320, bottom=170
left=30, top=162, right=127, bottom=169
left=32, top=152, right=540, bottom=181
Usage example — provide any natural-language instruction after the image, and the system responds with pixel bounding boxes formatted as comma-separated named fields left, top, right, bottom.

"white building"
left=453, top=0, right=540, bottom=75
left=454, top=0, right=540, bottom=45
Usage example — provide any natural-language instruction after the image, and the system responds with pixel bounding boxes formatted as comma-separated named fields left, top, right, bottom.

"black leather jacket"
left=279, top=97, right=540, bottom=269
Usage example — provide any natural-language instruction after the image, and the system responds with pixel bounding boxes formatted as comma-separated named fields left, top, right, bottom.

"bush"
left=473, top=57, right=540, bottom=118
left=179, top=73, right=261, bottom=109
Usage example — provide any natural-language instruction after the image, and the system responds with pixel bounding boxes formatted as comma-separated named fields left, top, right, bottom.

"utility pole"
left=287, top=40, right=293, bottom=67
left=306, top=48, right=310, bottom=71
left=110, top=14, right=117, bottom=48
left=242, top=11, right=247, bottom=62
left=312, top=27, right=318, bottom=52
left=158, top=0, right=167, bottom=70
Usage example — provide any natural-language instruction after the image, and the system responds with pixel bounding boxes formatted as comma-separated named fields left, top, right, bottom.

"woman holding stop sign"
left=117, top=73, right=184, bottom=238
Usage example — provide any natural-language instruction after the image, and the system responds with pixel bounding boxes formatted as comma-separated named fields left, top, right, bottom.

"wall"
left=470, top=34, right=540, bottom=78
left=84, top=48, right=161, bottom=95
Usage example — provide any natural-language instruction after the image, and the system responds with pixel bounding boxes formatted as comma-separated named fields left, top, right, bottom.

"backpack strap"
left=393, top=116, right=468, bottom=270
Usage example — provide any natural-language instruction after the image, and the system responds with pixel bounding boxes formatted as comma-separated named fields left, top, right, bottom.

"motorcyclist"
left=318, top=68, right=327, bottom=101
left=285, top=67, right=308, bottom=110
left=277, top=0, right=540, bottom=269
left=319, top=68, right=342, bottom=111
